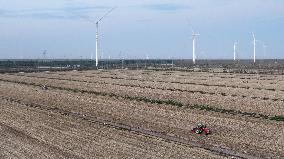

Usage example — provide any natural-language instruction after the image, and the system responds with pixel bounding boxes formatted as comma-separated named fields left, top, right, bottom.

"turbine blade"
left=97, top=7, right=116, bottom=23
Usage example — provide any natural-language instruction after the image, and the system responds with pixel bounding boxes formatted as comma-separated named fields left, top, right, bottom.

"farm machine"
left=191, top=123, right=210, bottom=135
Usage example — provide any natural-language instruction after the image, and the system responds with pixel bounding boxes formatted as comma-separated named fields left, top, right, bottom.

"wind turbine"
left=233, top=42, right=238, bottom=61
left=43, top=50, right=47, bottom=60
left=95, top=8, right=115, bottom=67
left=68, top=8, right=115, bottom=67
left=252, top=32, right=257, bottom=63
left=192, top=30, right=200, bottom=64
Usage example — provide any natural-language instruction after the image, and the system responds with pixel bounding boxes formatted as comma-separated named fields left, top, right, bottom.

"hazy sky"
left=0, top=0, right=284, bottom=59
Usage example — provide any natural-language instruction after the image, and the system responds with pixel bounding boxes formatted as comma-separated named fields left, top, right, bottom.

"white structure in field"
left=252, top=32, right=256, bottom=63
left=95, top=8, right=115, bottom=67
left=233, top=42, right=238, bottom=61
left=192, top=30, right=200, bottom=64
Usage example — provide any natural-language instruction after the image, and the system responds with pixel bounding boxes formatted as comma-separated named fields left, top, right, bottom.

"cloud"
left=0, top=6, right=112, bottom=19
left=142, top=3, right=191, bottom=11
left=255, top=16, right=284, bottom=24
left=136, top=18, right=155, bottom=22
left=64, top=6, right=111, bottom=12
left=0, top=9, right=5, bottom=14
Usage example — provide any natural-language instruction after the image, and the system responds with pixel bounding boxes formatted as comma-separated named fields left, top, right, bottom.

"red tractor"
left=191, top=123, right=210, bottom=135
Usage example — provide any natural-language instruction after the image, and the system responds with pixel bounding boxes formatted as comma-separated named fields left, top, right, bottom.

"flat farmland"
left=0, top=70, right=283, bottom=159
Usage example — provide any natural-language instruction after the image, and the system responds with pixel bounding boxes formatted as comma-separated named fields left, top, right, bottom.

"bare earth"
left=0, top=70, right=283, bottom=159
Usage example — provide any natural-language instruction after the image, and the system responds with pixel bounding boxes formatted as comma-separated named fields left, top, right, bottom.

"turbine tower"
left=252, top=32, right=256, bottom=63
left=95, top=8, right=115, bottom=67
left=192, top=30, right=200, bottom=64
left=43, top=50, right=47, bottom=59
left=233, top=42, right=238, bottom=61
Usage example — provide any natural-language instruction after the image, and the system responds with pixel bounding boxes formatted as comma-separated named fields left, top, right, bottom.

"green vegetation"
left=191, top=104, right=270, bottom=120
left=270, top=116, right=284, bottom=121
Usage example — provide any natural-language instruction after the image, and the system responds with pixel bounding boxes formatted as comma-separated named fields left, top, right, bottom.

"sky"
left=0, top=0, right=284, bottom=59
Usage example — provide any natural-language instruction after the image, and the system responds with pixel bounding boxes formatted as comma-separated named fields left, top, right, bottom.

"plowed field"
left=0, top=70, right=283, bottom=159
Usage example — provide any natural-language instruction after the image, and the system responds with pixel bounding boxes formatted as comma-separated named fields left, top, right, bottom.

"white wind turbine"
left=68, top=8, right=115, bottom=67
left=192, top=30, right=200, bottom=64
left=95, top=8, right=115, bottom=67
left=252, top=32, right=257, bottom=63
left=233, top=42, right=238, bottom=61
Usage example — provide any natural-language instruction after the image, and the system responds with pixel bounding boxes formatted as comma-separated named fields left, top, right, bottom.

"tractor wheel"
left=195, top=129, right=202, bottom=134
